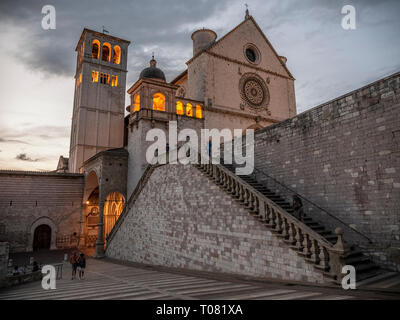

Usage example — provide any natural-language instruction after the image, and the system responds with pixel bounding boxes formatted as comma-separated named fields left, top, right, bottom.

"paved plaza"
left=1, top=254, right=399, bottom=300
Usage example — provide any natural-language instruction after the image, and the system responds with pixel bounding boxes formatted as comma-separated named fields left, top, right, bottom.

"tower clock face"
left=239, top=73, right=270, bottom=110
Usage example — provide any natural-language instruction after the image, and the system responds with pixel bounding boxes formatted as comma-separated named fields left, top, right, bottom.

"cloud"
left=0, top=0, right=399, bottom=171
left=15, top=153, right=41, bottom=162
left=0, top=126, right=69, bottom=142
left=0, top=0, right=227, bottom=79
left=0, top=138, right=29, bottom=144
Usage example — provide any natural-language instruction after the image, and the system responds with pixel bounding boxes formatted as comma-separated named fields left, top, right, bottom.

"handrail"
left=214, top=163, right=333, bottom=248
left=249, top=166, right=373, bottom=244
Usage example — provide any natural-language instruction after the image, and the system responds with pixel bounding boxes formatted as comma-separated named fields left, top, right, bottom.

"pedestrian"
left=77, top=253, right=86, bottom=280
left=69, top=251, right=78, bottom=280
left=12, top=265, right=20, bottom=276
left=32, top=261, right=39, bottom=272
left=292, top=195, right=304, bottom=221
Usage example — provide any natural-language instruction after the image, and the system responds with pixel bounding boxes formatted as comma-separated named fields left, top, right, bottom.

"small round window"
left=244, top=44, right=260, bottom=64
left=245, top=48, right=256, bottom=62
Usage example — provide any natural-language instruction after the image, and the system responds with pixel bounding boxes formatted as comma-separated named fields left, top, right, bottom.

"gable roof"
left=186, top=16, right=294, bottom=80
left=170, top=69, right=188, bottom=85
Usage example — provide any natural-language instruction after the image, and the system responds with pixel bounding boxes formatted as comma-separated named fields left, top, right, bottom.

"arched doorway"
left=33, top=224, right=51, bottom=251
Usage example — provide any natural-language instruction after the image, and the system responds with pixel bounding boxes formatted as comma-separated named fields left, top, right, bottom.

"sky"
left=0, top=0, right=399, bottom=171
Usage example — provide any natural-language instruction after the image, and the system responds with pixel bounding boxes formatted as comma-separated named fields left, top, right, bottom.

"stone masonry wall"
left=106, top=164, right=326, bottom=284
left=0, top=171, right=84, bottom=252
left=252, top=72, right=400, bottom=270
left=0, top=242, right=9, bottom=286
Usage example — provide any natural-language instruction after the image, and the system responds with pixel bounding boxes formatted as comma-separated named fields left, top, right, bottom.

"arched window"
left=92, top=40, right=100, bottom=59
left=103, top=192, right=125, bottom=238
left=176, top=101, right=184, bottom=115
left=102, top=43, right=111, bottom=62
left=113, top=45, right=121, bottom=64
left=153, top=93, right=166, bottom=111
left=186, top=103, right=193, bottom=117
left=195, top=105, right=203, bottom=119
left=133, top=94, right=140, bottom=112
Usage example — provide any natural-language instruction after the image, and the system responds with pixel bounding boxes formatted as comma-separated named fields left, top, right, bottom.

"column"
left=94, top=199, right=105, bottom=258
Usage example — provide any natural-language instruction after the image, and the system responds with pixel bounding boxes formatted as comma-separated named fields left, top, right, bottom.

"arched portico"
left=81, top=148, right=128, bottom=258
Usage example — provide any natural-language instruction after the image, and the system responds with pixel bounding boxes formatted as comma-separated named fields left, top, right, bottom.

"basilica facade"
left=66, top=12, right=296, bottom=257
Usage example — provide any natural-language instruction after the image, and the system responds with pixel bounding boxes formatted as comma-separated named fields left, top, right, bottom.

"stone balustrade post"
left=328, top=228, right=351, bottom=282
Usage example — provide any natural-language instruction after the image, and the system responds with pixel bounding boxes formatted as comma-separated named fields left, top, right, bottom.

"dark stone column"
left=94, top=199, right=105, bottom=258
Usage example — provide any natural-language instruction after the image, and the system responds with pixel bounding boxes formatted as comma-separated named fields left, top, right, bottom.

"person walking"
left=292, top=195, right=304, bottom=221
left=69, top=251, right=78, bottom=280
left=77, top=253, right=86, bottom=280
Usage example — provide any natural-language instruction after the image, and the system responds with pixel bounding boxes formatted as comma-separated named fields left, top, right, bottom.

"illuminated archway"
left=102, top=43, right=111, bottom=62
left=92, top=40, right=100, bottom=59
left=186, top=103, right=193, bottom=117
left=113, top=45, right=121, bottom=64
left=176, top=101, right=184, bottom=115
left=153, top=92, right=166, bottom=111
left=103, top=192, right=125, bottom=239
left=84, top=171, right=100, bottom=248
left=133, top=94, right=140, bottom=112
left=195, top=105, right=203, bottom=119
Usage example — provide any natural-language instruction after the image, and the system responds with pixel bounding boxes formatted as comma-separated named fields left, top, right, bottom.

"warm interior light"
left=92, top=39, right=100, bottom=59
left=103, top=192, right=125, bottom=239
left=153, top=93, right=166, bottom=111
left=196, top=104, right=203, bottom=119
left=133, top=94, right=140, bottom=112
left=111, top=75, right=118, bottom=87
left=113, top=45, right=121, bottom=64
left=186, top=103, right=193, bottom=117
left=102, top=42, right=111, bottom=62
left=176, top=101, right=184, bottom=115
left=92, top=71, right=99, bottom=82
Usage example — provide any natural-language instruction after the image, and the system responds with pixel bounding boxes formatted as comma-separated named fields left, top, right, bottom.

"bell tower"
left=68, top=29, right=130, bottom=173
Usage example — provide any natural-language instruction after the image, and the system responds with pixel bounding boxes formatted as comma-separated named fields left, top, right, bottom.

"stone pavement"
left=1, top=257, right=399, bottom=300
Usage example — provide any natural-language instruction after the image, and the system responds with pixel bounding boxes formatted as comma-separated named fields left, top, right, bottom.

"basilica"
left=1, top=10, right=399, bottom=285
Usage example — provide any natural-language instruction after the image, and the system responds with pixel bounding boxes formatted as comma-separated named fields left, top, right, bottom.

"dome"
left=139, top=56, right=166, bottom=81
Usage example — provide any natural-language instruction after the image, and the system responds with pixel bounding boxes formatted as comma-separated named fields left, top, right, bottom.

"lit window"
left=77, top=73, right=82, bottom=87
left=195, top=104, right=203, bottom=119
left=92, top=40, right=100, bottom=59
left=102, top=43, right=111, bottom=62
left=133, top=94, right=140, bottom=112
left=100, top=73, right=110, bottom=85
left=153, top=93, right=166, bottom=111
left=186, top=103, right=193, bottom=117
left=92, top=71, right=99, bottom=82
left=176, top=101, right=184, bottom=115
left=113, top=46, right=121, bottom=64
left=111, top=75, right=118, bottom=87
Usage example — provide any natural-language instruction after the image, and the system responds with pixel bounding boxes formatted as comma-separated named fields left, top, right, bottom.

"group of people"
left=69, top=252, right=86, bottom=280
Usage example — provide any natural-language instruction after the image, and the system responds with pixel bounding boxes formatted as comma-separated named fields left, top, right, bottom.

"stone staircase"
left=196, top=162, right=381, bottom=284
